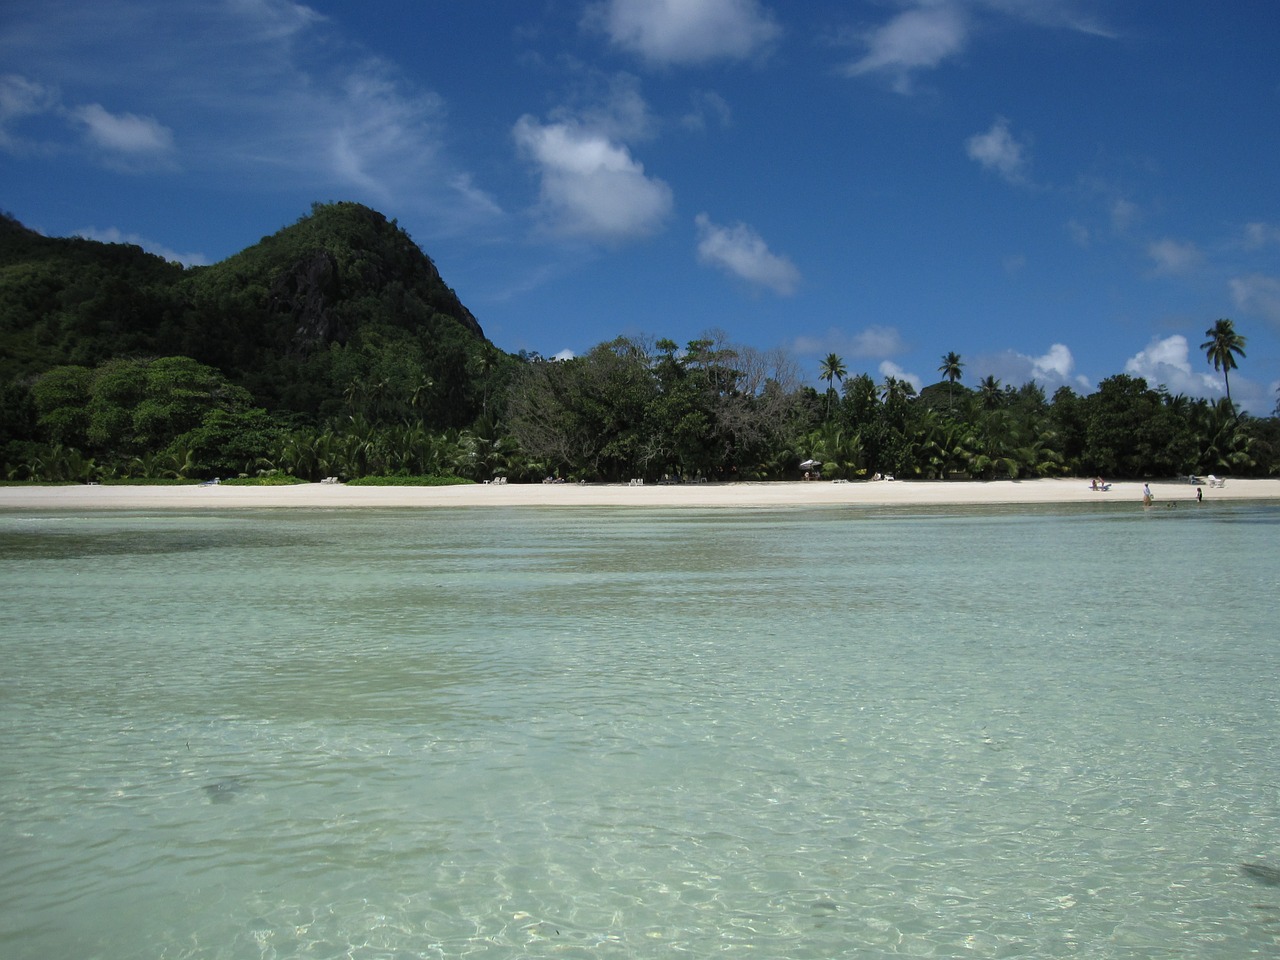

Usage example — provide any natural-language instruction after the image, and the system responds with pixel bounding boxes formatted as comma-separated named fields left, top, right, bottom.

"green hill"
left=0, top=202, right=497, bottom=427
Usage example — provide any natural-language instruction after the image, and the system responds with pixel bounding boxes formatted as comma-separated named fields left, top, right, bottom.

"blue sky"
left=3, top=1, right=1279, bottom=414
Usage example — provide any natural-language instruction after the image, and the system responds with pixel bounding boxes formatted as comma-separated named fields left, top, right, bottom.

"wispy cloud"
left=1230, top=274, right=1280, bottom=326
left=584, top=0, right=780, bottom=65
left=71, top=103, right=173, bottom=155
left=694, top=213, right=799, bottom=294
left=965, top=117, right=1028, bottom=184
left=681, top=90, right=733, bottom=131
left=1146, top=237, right=1201, bottom=275
left=842, top=4, right=967, bottom=93
left=0, top=73, right=59, bottom=151
left=840, top=0, right=1112, bottom=94
left=791, top=324, right=905, bottom=360
left=75, top=225, right=207, bottom=266
left=1242, top=221, right=1280, bottom=249
left=852, top=325, right=907, bottom=358
left=0, top=0, right=502, bottom=231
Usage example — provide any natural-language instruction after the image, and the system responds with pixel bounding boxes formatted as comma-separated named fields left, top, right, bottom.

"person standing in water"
left=1143, top=483, right=1153, bottom=506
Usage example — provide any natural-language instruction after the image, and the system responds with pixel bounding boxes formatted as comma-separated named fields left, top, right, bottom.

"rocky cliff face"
left=269, top=251, right=347, bottom=353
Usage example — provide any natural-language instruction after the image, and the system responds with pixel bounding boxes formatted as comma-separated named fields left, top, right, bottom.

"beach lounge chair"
left=1207, top=475, right=1226, bottom=488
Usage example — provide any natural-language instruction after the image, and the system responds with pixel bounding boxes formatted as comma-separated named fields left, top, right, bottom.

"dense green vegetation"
left=2, top=204, right=1277, bottom=484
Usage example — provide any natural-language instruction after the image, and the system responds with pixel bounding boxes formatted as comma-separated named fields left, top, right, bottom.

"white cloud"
left=1124, top=334, right=1220, bottom=395
left=1146, top=237, right=1201, bottom=275
left=0, top=74, right=58, bottom=150
left=852, top=324, right=906, bottom=358
left=966, top=117, right=1028, bottom=184
left=1230, top=274, right=1280, bottom=325
left=1110, top=198, right=1139, bottom=232
left=681, top=89, right=733, bottom=131
left=1242, top=222, right=1280, bottom=249
left=67, top=102, right=175, bottom=170
left=977, top=343, right=1087, bottom=391
left=74, top=226, right=208, bottom=266
left=585, top=0, right=780, bottom=65
left=694, top=213, right=799, bottom=294
left=0, top=2, right=502, bottom=230
left=322, top=65, right=450, bottom=202
left=878, top=360, right=922, bottom=392
left=841, top=1, right=1112, bottom=93
left=71, top=103, right=173, bottom=154
left=514, top=116, right=673, bottom=242
left=790, top=324, right=905, bottom=360
left=843, top=4, right=967, bottom=93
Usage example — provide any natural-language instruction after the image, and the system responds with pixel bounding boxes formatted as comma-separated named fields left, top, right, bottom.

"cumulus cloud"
left=878, top=360, right=922, bottom=392
left=1230, top=274, right=1280, bottom=325
left=585, top=0, right=780, bottom=65
left=1124, top=334, right=1220, bottom=395
left=694, top=213, right=799, bottom=294
left=1146, top=237, right=1201, bottom=275
left=966, top=117, right=1028, bottom=184
left=514, top=116, right=673, bottom=242
left=977, top=343, right=1087, bottom=391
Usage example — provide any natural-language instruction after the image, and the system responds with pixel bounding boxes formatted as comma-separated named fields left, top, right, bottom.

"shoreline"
left=1, top=477, right=1277, bottom=511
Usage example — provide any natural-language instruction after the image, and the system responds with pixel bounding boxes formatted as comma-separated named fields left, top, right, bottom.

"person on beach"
left=1197, top=486, right=1203, bottom=503
left=1143, top=483, right=1153, bottom=506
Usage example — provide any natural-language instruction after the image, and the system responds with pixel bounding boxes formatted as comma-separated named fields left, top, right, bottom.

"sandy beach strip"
left=1, top=477, right=1277, bottom=511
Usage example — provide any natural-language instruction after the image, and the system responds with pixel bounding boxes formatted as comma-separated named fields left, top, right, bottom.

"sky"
left=3, top=0, right=1279, bottom=414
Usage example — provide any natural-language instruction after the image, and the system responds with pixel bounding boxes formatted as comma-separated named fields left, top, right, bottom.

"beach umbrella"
left=799, top=459, right=821, bottom=470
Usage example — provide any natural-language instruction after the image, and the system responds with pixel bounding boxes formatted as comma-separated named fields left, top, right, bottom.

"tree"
left=938, top=351, right=963, bottom=411
left=1200, top=318, right=1246, bottom=408
left=818, top=353, right=846, bottom=418
left=977, top=375, right=1003, bottom=410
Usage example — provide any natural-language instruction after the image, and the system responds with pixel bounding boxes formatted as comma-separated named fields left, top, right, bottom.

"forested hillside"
left=1, top=202, right=502, bottom=426
left=2, top=204, right=1276, bottom=484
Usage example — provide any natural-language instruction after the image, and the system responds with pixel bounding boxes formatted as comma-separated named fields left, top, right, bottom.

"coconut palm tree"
left=819, top=353, right=847, bottom=417
left=978, top=375, right=1003, bottom=410
left=938, top=351, right=963, bottom=411
left=1200, top=318, right=1247, bottom=408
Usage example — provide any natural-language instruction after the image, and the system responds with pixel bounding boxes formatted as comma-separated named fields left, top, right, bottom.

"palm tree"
left=978, top=375, right=1003, bottom=410
left=938, top=351, right=963, bottom=411
left=819, top=353, right=847, bottom=417
left=1200, top=318, right=1246, bottom=408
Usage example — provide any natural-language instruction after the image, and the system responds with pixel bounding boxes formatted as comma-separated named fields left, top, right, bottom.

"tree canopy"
left=2, top=207, right=1276, bottom=484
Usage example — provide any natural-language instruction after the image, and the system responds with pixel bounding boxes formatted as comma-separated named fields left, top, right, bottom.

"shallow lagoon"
left=2, top=503, right=1278, bottom=958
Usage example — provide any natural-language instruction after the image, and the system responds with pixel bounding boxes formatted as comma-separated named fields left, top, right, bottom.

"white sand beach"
left=1, top=477, right=1276, bottom=510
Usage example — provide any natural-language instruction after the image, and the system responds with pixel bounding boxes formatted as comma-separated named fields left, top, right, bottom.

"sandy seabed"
left=1, top=477, right=1277, bottom=511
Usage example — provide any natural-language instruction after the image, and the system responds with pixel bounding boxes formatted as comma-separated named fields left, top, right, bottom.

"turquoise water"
left=1, top=502, right=1278, bottom=959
